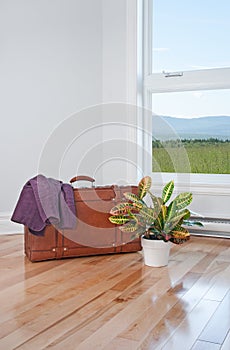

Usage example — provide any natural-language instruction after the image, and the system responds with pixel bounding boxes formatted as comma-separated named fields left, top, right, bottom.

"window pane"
left=152, top=0, right=230, bottom=72
left=152, top=90, right=230, bottom=174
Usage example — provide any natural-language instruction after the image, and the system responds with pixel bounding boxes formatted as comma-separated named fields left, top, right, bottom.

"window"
left=142, top=0, right=230, bottom=184
left=152, top=90, right=230, bottom=174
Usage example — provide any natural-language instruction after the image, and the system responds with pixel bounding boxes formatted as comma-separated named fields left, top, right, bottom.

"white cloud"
left=193, top=92, right=203, bottom=99
left=152, top=47, right=169, bottom=52
left=190, top=65, right=220, bottom=70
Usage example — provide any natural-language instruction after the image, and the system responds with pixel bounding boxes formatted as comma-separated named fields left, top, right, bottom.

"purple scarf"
left=11, top=175, right=76, bottom=235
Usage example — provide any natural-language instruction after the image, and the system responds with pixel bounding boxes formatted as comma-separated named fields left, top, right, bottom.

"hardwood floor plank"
left=123, top=254, right=229, bottom=349
left=0, top=254, right=147, bottom=348
left=216, top=247, right=230, bottom=262
left=158, top=299, right=219, bottom=350
left=50, top=253, right=205, bottom=349
left=13, top=289, right=121, bottom=350
left=198, top=291, right=230, bottom=344
left=104, top=337, right=139, bottom=350
left=220, top=330, right=230, bottom=350
left=11, top=260, right=153, bottom=349
left=0, top=234, right=23, bottom=257
left=21, top=267, right=162, bottom=349
left=191, top=340, right=221, bottom=350
left=204, top=264, right=230, bottom=301
left=0, top=235, right=229, bottom=350
left=134, top=276, right=202, bottom=349
left=0, top=252, right=134, bottom=308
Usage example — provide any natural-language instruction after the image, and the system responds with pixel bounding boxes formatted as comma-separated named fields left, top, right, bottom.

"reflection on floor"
left=0, top=234, right=230, bottom=349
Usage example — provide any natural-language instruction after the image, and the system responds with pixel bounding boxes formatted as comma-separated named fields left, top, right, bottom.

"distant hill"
left=152, top=115, right=230, bottom=140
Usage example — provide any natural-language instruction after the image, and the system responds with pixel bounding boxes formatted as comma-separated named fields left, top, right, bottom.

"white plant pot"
left=141, top=237, right=172, bottom=267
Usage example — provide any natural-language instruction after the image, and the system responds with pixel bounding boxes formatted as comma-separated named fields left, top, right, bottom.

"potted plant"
left=109, top=176, right=202, bottom=267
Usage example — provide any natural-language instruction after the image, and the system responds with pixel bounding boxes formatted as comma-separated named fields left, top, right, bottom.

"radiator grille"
left=188, top=216, right=230, bottom=238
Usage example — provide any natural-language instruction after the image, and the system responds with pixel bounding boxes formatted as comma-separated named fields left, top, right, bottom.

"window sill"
left=151, top=172, right=230, bottom=196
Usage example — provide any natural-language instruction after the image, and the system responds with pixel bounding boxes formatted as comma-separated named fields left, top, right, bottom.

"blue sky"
left=152, top=90, right=230, bottom=119
left=152, top=1, right=230, bottom=119
left=153, top=0, right=230, bottom=72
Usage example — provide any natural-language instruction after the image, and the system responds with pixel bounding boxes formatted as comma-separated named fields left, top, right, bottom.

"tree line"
left=152, top=138, right=230, bottom=148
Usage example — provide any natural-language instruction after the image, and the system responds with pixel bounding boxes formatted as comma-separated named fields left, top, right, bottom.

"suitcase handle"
left=70, top=175, right=95, bottom=187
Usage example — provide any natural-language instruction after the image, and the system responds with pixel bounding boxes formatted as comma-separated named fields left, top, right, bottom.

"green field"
left=152, top=139, right=230, bottom=174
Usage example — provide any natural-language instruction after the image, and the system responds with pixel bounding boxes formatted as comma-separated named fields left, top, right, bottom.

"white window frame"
left=141, top=0, right=230, bottom=195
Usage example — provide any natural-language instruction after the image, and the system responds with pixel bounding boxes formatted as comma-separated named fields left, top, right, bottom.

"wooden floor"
left=0, top=235, right=230, bottom=350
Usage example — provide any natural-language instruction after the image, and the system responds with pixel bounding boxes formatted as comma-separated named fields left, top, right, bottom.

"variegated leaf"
left=123, top=192, right=143, bottom=209
left=155, top=211, right=164, bottom=231
left=109, top=215, right=130, bottom=225
left=162, top=180, right=174, bottom=204
left=110, top=202, right=135, bottom=215
left=182, top=209, right=191, bottom=220
left=138, top=176, right=152, bottom=199
left=161, top=204, right=167, bottom=222
left=173, top=192, right=192, bottom=210
left=139, top=206, right=157, bottom=224
left=148, top=192, right=162, bottom=215
left=164, top=210, right=189, bottom=233
left=166, top=201, right=177, bottom=221
left=148, top=226, right=161, bottom=235
left=170, top=229, right=190, bottom=244
left=130, top=227, right=146, bottom=240
left=171, top=224, right=186, bottom=231
left=183, top=220, right=203, bottom=227
left=119, top=221, right=139, bottom=232
left=172, top=229, right=190, bottom=238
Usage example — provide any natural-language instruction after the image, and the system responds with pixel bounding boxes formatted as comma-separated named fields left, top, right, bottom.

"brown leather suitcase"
left=24, top=176, right=142, bottom=262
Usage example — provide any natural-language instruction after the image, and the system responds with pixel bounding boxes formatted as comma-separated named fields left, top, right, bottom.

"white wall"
left=0, top=0, right=138, bottom=234
left=0, top=0, right=103, bottom=233
left=101, top=0, right=139, bottom=185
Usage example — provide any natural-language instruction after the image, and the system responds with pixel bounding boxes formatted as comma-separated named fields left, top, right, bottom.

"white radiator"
left=188, top=217, right=230, bottom=238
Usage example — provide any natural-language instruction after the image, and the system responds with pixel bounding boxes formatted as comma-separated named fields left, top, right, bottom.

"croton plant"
left=109, top=176, right=202, bottom=244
